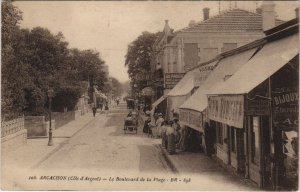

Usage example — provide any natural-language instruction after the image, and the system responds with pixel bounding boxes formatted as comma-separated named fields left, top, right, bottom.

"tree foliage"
left=110, top=77, right=122, bottom=99
left=125, top=31, right=159, bottom=91
left=1, top=1, right=109, bottom=119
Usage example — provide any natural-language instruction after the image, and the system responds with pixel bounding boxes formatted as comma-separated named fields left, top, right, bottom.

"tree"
left=1, top=2, right=109, bottom=118
left=1, top=1, right=28, bottom=120
left=125, top=31, right=159, bottom=92
left=111, top=77, right=122, bottom=99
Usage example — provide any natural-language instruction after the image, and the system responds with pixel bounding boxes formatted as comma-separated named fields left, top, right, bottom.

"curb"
left=31, top=114, right=97, bottom=169
left=158, top=144, right=179, bottom=174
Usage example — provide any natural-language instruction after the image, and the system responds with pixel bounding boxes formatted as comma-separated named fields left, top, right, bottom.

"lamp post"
left=47, top=89, right=54, bottom=146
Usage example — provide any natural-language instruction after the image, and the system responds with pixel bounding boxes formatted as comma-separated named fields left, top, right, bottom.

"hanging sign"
left=179, top=109, right=189, bottom=124
left=189, top=110, right=203, bottom=131
left=208, top=95, right=244, bottom=128
left=245, top=98, right=270, bottom=116
left=164, top=73, right=185, bottom=89
left=179, top=109, right=203, bottom=132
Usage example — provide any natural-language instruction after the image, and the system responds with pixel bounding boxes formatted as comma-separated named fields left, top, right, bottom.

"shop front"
left=207, top=31, right=299, bottom=189
left=179, top=108, right=205, bottom=151
left=208, top=95, right=245, bottom=174
left=166, top=60, right=217, bottom=121
left=180, top=46, right=258, bottom=156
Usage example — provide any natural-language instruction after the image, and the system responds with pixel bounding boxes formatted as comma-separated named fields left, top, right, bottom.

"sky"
left=14, top=1, right=299, bottom=83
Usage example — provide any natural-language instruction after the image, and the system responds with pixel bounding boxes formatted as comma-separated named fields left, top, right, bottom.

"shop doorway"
left=248, top=116, right=271, bottom=188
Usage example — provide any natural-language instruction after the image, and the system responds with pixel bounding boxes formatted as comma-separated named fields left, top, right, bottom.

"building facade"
left=151, top=2, right=283, bottom=119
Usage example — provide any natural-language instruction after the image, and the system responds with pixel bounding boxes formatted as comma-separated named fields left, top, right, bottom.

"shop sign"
left=245, top=99, right=270, bottom=116
left=189, top=110, right=203, bottom=131
left=208, top=95, right=244, bottom=128
left=164, top=73, right=185, bottom=89
left=272, top=87, right=298, bottom=131
left=179, top=109, right=203, bottom=132
left=194, top=64, right=214, bottom=87
left=135, top=73, right=151, bottom=81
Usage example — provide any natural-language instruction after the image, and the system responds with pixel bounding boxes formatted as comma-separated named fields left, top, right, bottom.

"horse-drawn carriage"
left=124, top=111, right=138, bottom=134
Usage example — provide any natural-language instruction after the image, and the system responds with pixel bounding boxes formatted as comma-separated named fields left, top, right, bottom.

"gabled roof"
left=179, top=9, right=284, bottom=33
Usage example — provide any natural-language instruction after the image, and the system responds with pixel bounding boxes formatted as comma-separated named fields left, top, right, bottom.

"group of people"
left=142, top=113, right=194, bottom=154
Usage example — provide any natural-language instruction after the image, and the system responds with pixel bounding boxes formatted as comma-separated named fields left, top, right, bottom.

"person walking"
left=92, top=106, right=97, bottom=117
left=143, top=113, right=151, bottom=134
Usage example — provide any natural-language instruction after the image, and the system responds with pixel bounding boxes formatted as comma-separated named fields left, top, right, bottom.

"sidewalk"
left=2, top=112, right=97, bottom=170
left=160, top=145, right=259, bottom=191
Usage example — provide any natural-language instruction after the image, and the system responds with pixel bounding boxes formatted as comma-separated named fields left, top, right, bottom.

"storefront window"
left=251, top=116, right=260, bottom=165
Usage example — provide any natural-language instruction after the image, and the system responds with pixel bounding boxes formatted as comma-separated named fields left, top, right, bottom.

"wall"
left=24, top=116, right=55, bottom=137
left=171, top=32, right=264, bottom=71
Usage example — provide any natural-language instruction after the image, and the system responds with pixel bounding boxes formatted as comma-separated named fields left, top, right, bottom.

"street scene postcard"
left=1, top=0, right=299, bottom=191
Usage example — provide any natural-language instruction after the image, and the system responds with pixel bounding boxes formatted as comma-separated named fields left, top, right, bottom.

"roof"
left=179, top=9, right=284, bottom=33
left=208, top=33, right=299, bottom=95
left=179, top=47, right=258, bottom=112
left=167, top=60, right=218, bottom=97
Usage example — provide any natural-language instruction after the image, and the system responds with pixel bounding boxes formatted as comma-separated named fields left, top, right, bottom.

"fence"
left=1, top=117, right=25, bottom=138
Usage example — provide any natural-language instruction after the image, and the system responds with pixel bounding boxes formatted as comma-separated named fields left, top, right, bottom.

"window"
left=202, top=48, right=218, bottom=62
left=168, top=62, right=171, bottom=72
left=184, top=43, right=200, bottom=69
left=251, top=116, right=260, bottom=165
left=173, top=62, right=177, bottom=72
left=221, top=43, right=237, bottom=53
left=231, top=127, right=236, bottom=153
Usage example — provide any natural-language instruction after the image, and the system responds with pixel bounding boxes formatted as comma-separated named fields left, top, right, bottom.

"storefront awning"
left=167, top=71, right=194, bottom=97
left=151, top=96, right=165, bottom=109
left=167, top=61, right=218, bottom=97
left=179, top=47, right=258, bottom=112
left=179, top=108, right=203, bottom=132
left=208, top=34, right=299, bottom=95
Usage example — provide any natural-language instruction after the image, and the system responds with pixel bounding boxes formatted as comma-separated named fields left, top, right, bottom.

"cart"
left=124, top=113, right=138, bottom=134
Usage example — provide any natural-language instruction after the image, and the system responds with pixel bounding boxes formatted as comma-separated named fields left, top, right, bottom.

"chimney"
left=203, top=8, right=210, bottom=21
left=295, top=7, right=299, bottom=18
left=163, top=20, right=171, bottom=35
left=256, top=8, right=262, bottom=14
left=261, top=1, right=276, bottom=31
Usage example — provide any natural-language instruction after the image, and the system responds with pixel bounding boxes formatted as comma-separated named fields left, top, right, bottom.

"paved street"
left=1, top=104, right=259, bottom=191
left=37, top=106, right=171, bottom=173
left=2, top=104, right=259, bottom=190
